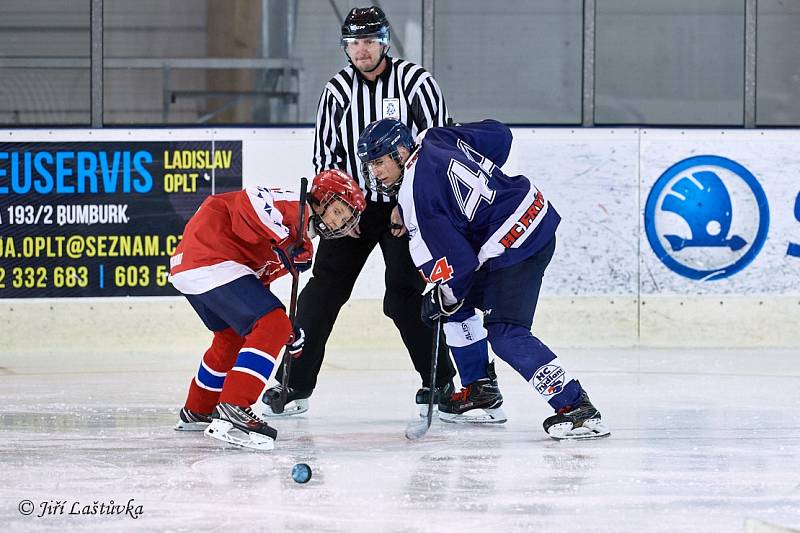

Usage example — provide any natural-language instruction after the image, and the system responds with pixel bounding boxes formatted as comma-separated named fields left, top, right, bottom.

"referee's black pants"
left=279, top=201, right=456, bottom=393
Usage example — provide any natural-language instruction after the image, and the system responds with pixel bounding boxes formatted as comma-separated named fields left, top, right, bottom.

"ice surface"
left=1, top=348, right=799, bottom=532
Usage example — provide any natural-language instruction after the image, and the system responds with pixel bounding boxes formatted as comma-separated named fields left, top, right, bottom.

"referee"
left=265, top=6, right=456, bottom=416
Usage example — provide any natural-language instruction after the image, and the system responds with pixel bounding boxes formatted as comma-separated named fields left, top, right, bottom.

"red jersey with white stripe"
left=168, top=186, right=312, bottom=295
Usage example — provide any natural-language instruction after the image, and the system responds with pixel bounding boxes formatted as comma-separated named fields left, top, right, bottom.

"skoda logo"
left=644, top=155, right=769, bottom=280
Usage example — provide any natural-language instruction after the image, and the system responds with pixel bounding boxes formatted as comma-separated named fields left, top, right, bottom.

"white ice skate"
left=174, top=408, right=212, bottom=431
left=543, top=391, right=610, bottom=440
left=544, top=417, right=610, bottom=440
left=204, top=403, right=277, bottom=451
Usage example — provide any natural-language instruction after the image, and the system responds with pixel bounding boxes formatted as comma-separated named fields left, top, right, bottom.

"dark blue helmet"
left=357, top=119, right=415, bottom=196
left=357, top=119, right=413, bottom=161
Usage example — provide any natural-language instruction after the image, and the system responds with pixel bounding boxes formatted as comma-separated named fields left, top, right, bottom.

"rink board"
left=0, top=127, right=798, bottom=351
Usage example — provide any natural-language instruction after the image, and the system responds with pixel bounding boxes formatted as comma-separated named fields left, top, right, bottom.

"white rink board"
left=1, top=127, right=799, bottom=351
left=639, top=129, right=800, bottom=295
left=637, top=130, right=800, bottom=347
left=507, top=128, right=640, bottom=297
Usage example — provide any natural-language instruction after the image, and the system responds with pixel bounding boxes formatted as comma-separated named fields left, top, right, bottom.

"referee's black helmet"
left=341, top=6, right=390, bottom=42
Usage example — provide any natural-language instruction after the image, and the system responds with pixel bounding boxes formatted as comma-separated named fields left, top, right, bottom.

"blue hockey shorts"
left=185, top=274, right=284, bottom=336
left=456, top=236, right=556, bottom=328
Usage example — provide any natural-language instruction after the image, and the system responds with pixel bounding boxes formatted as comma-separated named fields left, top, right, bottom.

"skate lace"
left=244, top=407, right=267, bottom=424
left=451, top=385, right=472, bottom=402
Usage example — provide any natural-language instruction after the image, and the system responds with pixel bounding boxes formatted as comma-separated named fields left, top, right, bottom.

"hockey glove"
left=289, top=244, right=312, bottom=273
left=287, top=326, right=305, bottom=359
left=420, top=285, right=464, bottom=328
left=273, top=237, right=313, bottom=275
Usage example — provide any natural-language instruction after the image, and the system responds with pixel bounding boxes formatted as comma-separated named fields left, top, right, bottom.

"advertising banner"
left=639, top=129, right=800, bottom=295
left=0, top=140, right=242, bottom=297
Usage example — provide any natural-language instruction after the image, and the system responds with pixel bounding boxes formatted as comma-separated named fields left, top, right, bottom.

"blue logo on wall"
left=644, top=155, right=769, bottom=280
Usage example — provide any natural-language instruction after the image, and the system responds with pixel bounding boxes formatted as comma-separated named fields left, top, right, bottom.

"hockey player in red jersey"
left=170, top=170, right=365, bottom=450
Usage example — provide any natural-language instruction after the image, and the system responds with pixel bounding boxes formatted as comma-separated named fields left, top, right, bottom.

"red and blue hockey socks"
left=218, top=308, right=292, bottom=408
left=184, top=327, right=245, bottom=415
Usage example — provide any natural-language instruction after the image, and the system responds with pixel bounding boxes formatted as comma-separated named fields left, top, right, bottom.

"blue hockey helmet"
left=357, top=119, right=415, bottom=196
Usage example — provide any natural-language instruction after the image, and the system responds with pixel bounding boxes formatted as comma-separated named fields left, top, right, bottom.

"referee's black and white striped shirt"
left=313, top=56, right=451, bottom=203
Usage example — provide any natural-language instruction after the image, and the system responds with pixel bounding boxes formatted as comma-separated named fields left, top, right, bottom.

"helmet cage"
left=361, top=150, right=406, bottom=196
left=310, top=193, right=362, bottom=239
left=357, top=119, right=415, bottom=197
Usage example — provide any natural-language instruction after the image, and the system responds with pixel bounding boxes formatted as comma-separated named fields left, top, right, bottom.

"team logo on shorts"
left=532, top=364, right=565, bottom=397
left=644, top=155, right=769, bottom=280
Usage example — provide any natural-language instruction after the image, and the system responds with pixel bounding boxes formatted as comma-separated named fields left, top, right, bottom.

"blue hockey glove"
left=420, top=285, right=464, bottom=328
left=274, top=240, right=313, bottom=275
left=287, top=326, right=305, bottom=359
left=289, top=244, right=312, bottom=273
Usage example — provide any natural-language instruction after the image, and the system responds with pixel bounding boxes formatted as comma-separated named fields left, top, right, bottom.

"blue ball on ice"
left=291, top=463, right=312, bottom=484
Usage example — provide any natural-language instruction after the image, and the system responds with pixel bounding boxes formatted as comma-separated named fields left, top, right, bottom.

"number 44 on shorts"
left=419, top=257, right=454, bottom=284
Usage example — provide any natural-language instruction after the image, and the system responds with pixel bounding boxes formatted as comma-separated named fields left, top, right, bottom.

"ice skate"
left=438, top=363, right=507, bottom=424
left=261, top=385, right=312, bottom=417
left=204, top=402, right=278, bottom=450
left=543, top=390, right=610, bottom=440
left=174, top=407, right=212, bottom=431
left=415, top=381, right=455, bottom=417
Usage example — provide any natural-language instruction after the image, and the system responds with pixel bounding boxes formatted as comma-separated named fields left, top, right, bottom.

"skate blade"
left=439, top=407, right=507, bottom=424
left=204, top=420, right=275, bottom=451
left=174, top=420, right=210, bottom=432
left=547, top=419, right=610, bottom=441
left=262, top=399, right=309, bottom=418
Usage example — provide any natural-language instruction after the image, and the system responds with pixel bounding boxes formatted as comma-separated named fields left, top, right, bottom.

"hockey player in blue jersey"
left=356, top=118, right=610, bottom=440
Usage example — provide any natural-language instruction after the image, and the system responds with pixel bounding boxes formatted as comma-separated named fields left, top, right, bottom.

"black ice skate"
left=204, top=402, right=278, bottom=450
left=415, top=381, right=455, bottom=417
left=438, top=363, right=507, bottom=424
left=174, top=407, right=212, bottom=431
left=261, top=385, right=312, bottom=417
left=543, top=389, right=610, bottom=440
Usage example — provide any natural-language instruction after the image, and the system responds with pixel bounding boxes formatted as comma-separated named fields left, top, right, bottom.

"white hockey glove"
left=420, top=285, right=463, bottom=328
left=287, top=326, right=305, bottom=359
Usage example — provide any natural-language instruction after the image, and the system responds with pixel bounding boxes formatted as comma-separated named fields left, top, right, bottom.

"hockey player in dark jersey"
left=356, top=118, right=610, bottom=440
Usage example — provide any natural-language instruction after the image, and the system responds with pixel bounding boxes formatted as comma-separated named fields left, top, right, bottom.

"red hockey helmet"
left=309, top=169, right=366, bottom=239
